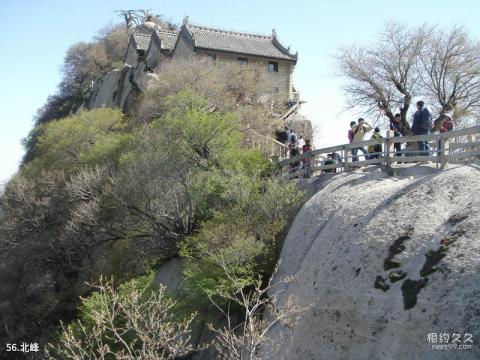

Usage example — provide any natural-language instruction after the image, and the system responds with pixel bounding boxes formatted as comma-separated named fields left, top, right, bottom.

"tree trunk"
left=400, top=95, right=412, bottom=135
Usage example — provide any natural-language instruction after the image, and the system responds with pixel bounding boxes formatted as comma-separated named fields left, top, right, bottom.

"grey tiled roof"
left=133, top=32, right=152, bottom=51
left=185, top=24, right=297, bottom=61
left=155, top=30, right=178, bottom=51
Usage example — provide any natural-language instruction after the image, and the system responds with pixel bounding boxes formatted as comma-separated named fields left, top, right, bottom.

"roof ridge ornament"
left=272, top=28, right=277, bottom=38
left=183, top=15, right=189, bottom=26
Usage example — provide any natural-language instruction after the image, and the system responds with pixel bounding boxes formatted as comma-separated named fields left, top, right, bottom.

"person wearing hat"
left=440, top=113, right=454, bottom=133
left=368, top=127, right=383, bottom=159
left=438, top=113, right=454, bottom=156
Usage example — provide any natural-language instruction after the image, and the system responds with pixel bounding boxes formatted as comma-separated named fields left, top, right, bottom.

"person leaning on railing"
left=390, top=113, right=408, bottom=157
left=367, top=127, right=383, bottom=160
left=324, top=152, right=337, bottom=173
left=348, top=121, right=357, bottom=161
left=301, top=139, right=312, bottom=177
left=437, top=113, right=454, bottom=156
left=439, top=113, right=454, bottom=133
left=411, top=101, right=431, bottom=156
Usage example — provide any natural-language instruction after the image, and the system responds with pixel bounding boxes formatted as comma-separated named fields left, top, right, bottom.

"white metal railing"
left=278, top=126, right=480, bottom=180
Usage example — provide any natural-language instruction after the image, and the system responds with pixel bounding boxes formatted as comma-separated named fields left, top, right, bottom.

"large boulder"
left=86, top=65, right=157, bottom=114
left=268, top=164, right=480, bottom=359
left=288, top=112, right=314, bottom=144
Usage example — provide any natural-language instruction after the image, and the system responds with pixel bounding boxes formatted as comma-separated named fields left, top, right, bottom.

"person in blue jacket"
left=411, top=100, right=431, bottom=156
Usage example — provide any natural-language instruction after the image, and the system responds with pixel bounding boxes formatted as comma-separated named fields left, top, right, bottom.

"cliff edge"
left=269, top=163, right=480, bottom=359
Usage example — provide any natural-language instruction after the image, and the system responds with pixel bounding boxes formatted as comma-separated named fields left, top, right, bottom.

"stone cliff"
left=266, top=163, right=480, bottom=359
left=82, top=63, right=155, bottom=114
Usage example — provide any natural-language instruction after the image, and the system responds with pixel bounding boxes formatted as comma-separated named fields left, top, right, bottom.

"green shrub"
left=23, top=108, right=135, bottom=175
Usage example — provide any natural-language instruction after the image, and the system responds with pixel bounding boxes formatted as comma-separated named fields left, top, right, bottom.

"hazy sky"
left=1, top=0, right=480, bottom=182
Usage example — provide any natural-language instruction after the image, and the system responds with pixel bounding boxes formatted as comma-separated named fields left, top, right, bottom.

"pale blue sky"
left=1, top=0, right=480, bottom=182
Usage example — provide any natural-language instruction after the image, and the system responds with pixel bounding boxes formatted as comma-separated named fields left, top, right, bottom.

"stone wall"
left=146, top=37, right=161, bottom=70
left=172, top=32, right=195, bottom=59
left=124, top=39, right=138, bottom=68
left=195, top=50, right=294, bottom=102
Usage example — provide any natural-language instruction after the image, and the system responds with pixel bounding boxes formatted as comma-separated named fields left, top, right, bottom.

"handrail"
left=281, top=102, right=299, bottom=121
left=247, top=128, right=288, bottom=148
left=246, top=128, right=288, bottom=160
left=277, top=125, right=480, bottom=180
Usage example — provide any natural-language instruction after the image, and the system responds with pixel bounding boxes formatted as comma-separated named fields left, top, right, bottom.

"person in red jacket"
left=301, top=139, right=313, bottom=177
left=440, top=113, right=454, bottom=133
left=438, top=113, right=454, bottom=156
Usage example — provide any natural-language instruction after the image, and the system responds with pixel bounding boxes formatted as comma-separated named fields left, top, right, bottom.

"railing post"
left=440, top=135, right=450, bottom=170
left=304, top=152, right=311, bottom=178
left=343, top=146, right=349, bottom=172
left=386, top=136, right=394, bottom=168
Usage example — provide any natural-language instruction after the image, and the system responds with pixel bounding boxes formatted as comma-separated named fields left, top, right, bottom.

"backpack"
left=425, top=109, right=432, bottom=130
left=420, top=108, right=432, bottom=131
left=290, top=133, right=297, bottom=144
left=371, top=133, right=383, bottom=153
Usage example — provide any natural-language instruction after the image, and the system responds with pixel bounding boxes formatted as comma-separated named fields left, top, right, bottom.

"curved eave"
left=194, top=47, right=297, bottom=63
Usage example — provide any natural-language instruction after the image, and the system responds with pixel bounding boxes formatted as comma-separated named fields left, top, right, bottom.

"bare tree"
left=116, top=10, right=178, bottom=31
left=418, top=26, right=480, bottom=130
left=337, top=23, right=429, bottom=133
left=205, top=256, right=304, bottom=360
left=116, top=9, right=152, bottom=29
left=45, top=278, right=196, bottom=359
left=338, top=23, right=480, bottom=131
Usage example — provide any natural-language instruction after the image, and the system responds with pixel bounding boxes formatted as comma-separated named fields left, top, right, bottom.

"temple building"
left=123, top=16, right=299, bottom=103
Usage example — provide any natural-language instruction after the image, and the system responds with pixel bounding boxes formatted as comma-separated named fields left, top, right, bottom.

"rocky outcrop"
left=287, top=112, right=314, bottom=144
left=154, top=258, right=235, bottom=360
left=85, top=64, right=157, bottom=115
left=268, top=164, right=480, bottom=359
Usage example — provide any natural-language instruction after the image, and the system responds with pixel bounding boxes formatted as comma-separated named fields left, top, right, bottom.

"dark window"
left=238, top=57, right=248, bottom=65
left=268, top=61, right=279, bottom=72
left=274, top=87, right=279, bottom=94
left=207, top=53, right=217, bottom=63
left=137, top=50, right=146, bottom=63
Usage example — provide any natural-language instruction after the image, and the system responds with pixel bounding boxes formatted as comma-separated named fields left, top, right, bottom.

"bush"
left=45, top=273, right=196, bottom=359
left=23, top=108, right=134, bottom=175
left=180, top=175, right=303, bottom=309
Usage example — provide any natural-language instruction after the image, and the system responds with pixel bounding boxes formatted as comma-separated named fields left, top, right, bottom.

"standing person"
left=438, top=113, right=454, bottom=156
left=302, top=139, right=312, bottom=177
left=352, top=118, right=372, bottom=162
left=302, top=139, right=312, bottom=153
left=390, top=113, right=407, bottom=157
left=348, top=121, right=356, bottom=144
left=440, top=113, right=454, bottom=133
left=411, top=100, right=431, bottom=156
left=284, top=126, right=291, bottom=146
left=348, top=121, right=357, bottom=162
left=290, top=130, right=298, bottom=147
left=288, top=130, right=300, bottom=168
left=298, top=136, right=306, bottom=152
left=368, top=127, right=383, bottom=159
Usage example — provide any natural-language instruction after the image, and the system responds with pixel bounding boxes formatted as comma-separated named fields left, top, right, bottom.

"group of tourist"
left=281, top=127, right=313, bottom=174
left=348, top=100, right=454, bottom=162
left=283, top=127, right=312, bottom=156
left=280, top=100, right=455, bottom=176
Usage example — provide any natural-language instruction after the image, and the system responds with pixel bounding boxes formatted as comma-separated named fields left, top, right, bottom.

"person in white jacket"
left=351, top=118, right=372, bottom=162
